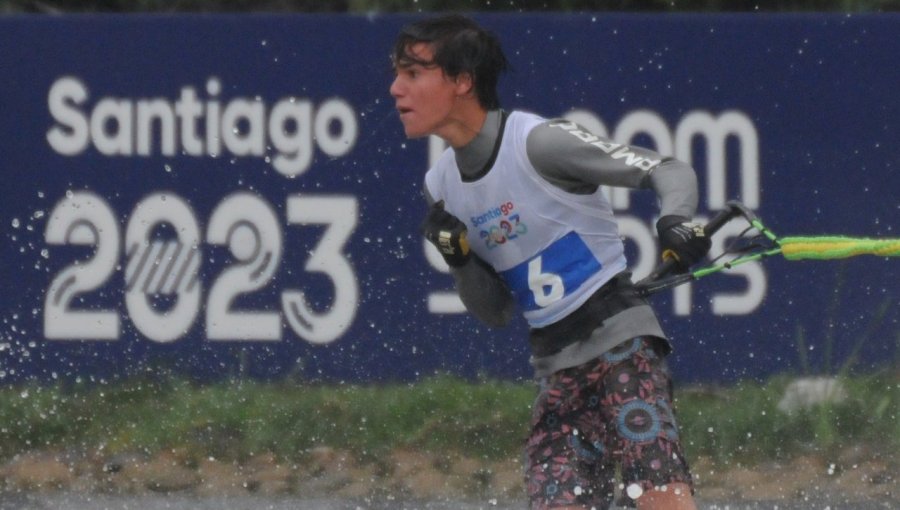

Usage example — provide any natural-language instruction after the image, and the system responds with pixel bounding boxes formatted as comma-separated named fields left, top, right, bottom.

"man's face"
left=390, top=43, right=459, bottom=139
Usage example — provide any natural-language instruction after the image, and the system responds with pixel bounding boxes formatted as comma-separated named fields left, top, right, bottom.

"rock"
left=776, top=376, right=848, bottom=414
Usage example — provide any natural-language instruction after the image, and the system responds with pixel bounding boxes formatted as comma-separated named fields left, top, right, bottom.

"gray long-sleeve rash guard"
left=426, top=110, right=699, bottom=374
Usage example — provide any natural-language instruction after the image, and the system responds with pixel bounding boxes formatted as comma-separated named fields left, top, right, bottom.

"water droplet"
left=626, top=483, right=644, bottom=499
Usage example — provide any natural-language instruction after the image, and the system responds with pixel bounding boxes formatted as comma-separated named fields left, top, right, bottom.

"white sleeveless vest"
left=425, top=111, right=628, bottom=328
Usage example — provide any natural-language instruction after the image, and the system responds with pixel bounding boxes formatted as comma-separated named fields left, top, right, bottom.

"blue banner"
left=1, top=13, right=897, bottom=384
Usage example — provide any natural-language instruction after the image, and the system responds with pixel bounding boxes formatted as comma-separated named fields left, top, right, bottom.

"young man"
left=390, top=14, right=710, bottom=510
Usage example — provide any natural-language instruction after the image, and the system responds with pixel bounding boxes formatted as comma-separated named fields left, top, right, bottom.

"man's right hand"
left=421, top=200, right=470, bottom=267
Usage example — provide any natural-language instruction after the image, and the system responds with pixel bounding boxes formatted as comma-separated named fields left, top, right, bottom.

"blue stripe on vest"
left=500, top=231, right=602, bottom=311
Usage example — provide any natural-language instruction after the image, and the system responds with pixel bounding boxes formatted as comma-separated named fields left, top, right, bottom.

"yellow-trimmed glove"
left=421, top=200, right=470, bottom=267
left=656, top=215, right=711, bottom=272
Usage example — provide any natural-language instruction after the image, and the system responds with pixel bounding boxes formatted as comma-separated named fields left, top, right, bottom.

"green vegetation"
left=1, top=371, right=897, bottom=466
left=676, top=372, right=899, bottom=464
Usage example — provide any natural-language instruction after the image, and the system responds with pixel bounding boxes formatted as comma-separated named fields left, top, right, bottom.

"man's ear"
left=454, top=72, right=474, bottom=97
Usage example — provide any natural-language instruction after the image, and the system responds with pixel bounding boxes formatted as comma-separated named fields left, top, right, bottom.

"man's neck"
left=454, top=109, right=503, bottom=180
left=437, top=100, right=488, bottom=148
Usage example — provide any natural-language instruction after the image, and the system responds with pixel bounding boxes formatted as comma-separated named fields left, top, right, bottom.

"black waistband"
left=528, top=272, right=647, bottom=358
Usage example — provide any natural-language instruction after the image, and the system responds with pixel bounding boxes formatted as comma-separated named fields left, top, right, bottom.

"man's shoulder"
left=423, top=145, right=457, bottom=189
left=426, top=145, right=456, bottom=173
left=522, top=115, right=582, bottom=158
left=507, top=109, right=547, bottom=129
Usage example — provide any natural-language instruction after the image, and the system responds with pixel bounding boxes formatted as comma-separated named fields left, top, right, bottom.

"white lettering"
left=136, top=99, right=176, bottom=156
left=675, top=110, right=759, bottom=209
left=564, top=108, right=759, bottom=213
left=614, top=109, right=674, bottom=156
left=269, top=99, right=313, bottom=177
left=46, top=77, right=90, bottom=155
left=547, top=120, right=577, bottom=130
left=45, top=76, right=358, bottom=175
left=91, top=98, right=132, bottom=155
left=591, top=140, right=620, bottom=153
left=221, top=98, right=265, bottom=156
left=175, top=87, right=204, bottom=155
left=45, top=191, right=363, bottom=344
left=610, top=109, right=671, bottom=209
left=206, top=78, right=222, bottom=156
left=570, top=129, right=598, bottom=144
left=561, top=109, right=608, bottom=138
left=314, top=99, right=357, bottom=157
left=709, top=220, right=766, bottom=315
left=610, top=147, right=645, bottom=167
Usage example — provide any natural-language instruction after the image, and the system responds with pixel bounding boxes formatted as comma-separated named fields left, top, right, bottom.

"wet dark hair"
left=392, top=14, right=509, bottom=110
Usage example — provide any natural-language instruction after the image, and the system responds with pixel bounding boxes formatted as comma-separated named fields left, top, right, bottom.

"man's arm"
left=526, top=119, right=708, bottom=269
left=449, top=256, right=516, bottom=328
left=422, top=190, right=516, bottom=328
left=525, top=118, right=698, bottom=217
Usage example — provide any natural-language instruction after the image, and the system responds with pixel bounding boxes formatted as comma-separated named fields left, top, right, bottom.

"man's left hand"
left=656, top=215, right=711, bottom=271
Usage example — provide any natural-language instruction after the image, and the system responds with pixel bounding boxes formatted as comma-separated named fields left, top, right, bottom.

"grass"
left=676, top=371, right=899, bottom=464
left=0, top=370, right=897, bottom=467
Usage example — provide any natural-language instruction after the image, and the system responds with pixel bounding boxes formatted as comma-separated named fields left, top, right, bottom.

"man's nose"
left=389, top=76, right=403, bottom=98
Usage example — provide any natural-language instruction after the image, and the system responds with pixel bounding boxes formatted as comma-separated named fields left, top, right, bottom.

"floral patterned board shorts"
left=525, top=336, right=694, bottom=510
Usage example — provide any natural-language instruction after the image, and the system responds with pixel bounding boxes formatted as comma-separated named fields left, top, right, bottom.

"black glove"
left=421, top=200, right=470, bottom=267
left=656, top=215, right=711, bottom=271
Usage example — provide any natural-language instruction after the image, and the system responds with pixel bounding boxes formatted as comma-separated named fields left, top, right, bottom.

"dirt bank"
left=1, top=446, right=896, bottom=506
